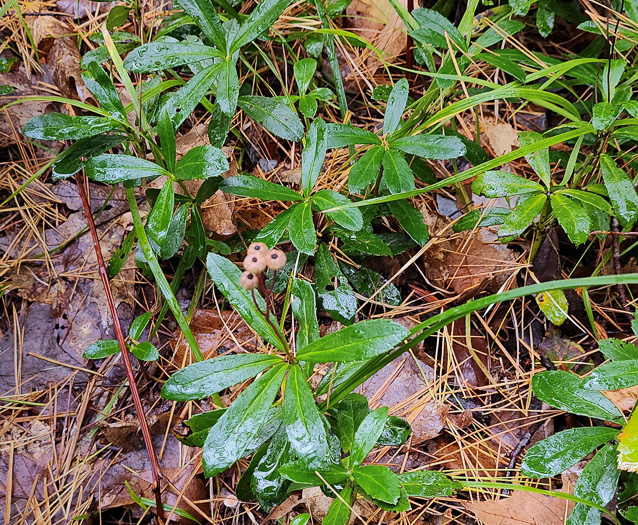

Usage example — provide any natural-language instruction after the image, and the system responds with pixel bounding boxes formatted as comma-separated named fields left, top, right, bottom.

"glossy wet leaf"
left=350, top=406, right=388, bottom=466
left=175, top=145, right=228, bottom=180
left=238, top=96, right=304, bottom=141
left=330, top=227, right=393, bottom=257
left=301, top=118, right=327, bottom=196
left=412, top=8, right=466, bottom=50
left=202, top=363, right=287, bottom=477
left=536, top=288, right=569, bottom=326
left=598, top=339, right=638, bottom=361
left=559, top=189, right=612, bottom=215
left=294, top=58, right=316, bottom=94
left=472, top=170, right=544, bottom=197
left=382, top=149, right=415, bottom=194
left=129, top=311, right=152, bottom=341
left=574, top=443, right=620, bottom=505
left=390, top=134, right=466, bottom=160
left=161, top=204, right=190, bottom=259
left=453, top=207, right=509, bottom=232
left=163, top=64, right=219, bottom=128
left=251, top=429, right=291, bottom=511
left=521, top=427, right=619, bottom=478
left=314, top=243, right=357, bottom=324
left=398, top=470, right=461, bottom=497
left=84, top=339, right=119, bottom=359
left=476, top=51, right=526, bottom=82
left=220, top=175, right=302, bottom=201
left=298, top=95, right=318, bottom=118
left=288, top=202, right=316, bottom=255
left=378, top=416, right=411, bottom=446
left=339, top=263, right=401, bottom=306
left=353, top=465, right=400, bottom=504
left=592, top=102, right=622, bottom=131
left=131, top=342, right=159, bottom=361
left=333, top=394, right=369, bottom=453
left=532, top=371, right=622, bottom=421
left=618, top=409, right=638, bottom=472
left=217, top=58, right=239, bottom=116
left=297, top=320, right=409, bottom=363
left=157, top=108, right=176, bottom=173
left=83, top=62, right=126, bottom=117
left=325, top=123, right=381, bottom=149
left=311, top=190, right=362, bottom=231
left=147, top=183, right=174, bottom=248
left=323, top=485, right=354, bottom=525
left=348, top=146, right=384, bottom=194
left=124, top=42, right=221, bottom=72
left=177, top=409, right=227, bottom=447
left=86, top=153, right=168, bottom=184
left=383, top=78, right=409, bottom=136
left=291, top=279, right=319, bottom=349
left=600, top=154, right=638, bottom=228
left=284, top=365, right=329, bottom=467
left=108, top=228, right=136, bottom=279
left=499, top=193, right=547, bottom=239
left=518, top=131, right=552, bottom=186
left=279, top=461, right=349, bottom=485
left=290, top=514, right=310, bottom=525
left=52, top=134, right=126, bottom=180
left=583, top=360, right=638, bottom=390
left=175, top=0, right=226, bottom=51
left=387, top=200, right=429, bottom=246
left=229, top=0, right=291, bottom=54
left=254, top=205, right=295, bottom=247
left=23, top=114, right=116, bottom=141
left=601, top=58, right=625, bottom=101
left=206, top=253, right=284, bottom=349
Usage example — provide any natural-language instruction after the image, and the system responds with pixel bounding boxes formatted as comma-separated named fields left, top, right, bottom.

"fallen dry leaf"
left=483, top=120, right=519, bottom=157
left=602, top=385, right=638, bottom=413
left=49, top=36, right=93, bottom=103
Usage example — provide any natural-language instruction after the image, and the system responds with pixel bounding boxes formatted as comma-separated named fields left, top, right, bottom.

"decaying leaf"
left=49, top=37, right=93, bottom=103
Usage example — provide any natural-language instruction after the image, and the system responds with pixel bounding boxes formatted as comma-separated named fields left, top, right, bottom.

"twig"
left=75, top=172, right=164, bottom=523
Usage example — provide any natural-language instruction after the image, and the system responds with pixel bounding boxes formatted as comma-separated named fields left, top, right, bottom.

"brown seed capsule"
left=239, top=271, right=259, bottom=290
left=265, top=249, right=286, bottom=271
left=248, top=242, right=268, bottom=254
left=243, top=253, right=267, bottom=273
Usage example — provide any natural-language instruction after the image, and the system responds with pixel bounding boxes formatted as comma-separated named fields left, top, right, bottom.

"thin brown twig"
left=74, top=171, right=164, bottom=523
left=610, top=218, right=632, bottom=315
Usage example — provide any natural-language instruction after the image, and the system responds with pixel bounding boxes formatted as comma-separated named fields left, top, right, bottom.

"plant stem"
left=126, top=188, right=204, bottom=362
left=76, top=172, right=164, bottom=522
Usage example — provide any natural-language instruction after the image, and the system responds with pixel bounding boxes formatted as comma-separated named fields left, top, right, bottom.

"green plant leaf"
left=220, top=175, right=302, bottom=201
left=352, top=465, right=400, bottom=504
left=106, top=5, right=131, bottom=30
left=518, top=131, right=551, bottom=186
left=323, top=485, right=354, bottom=525
left=598, top=339, right=638, bottom=361
left=575, top=443, right=620, bottom=505
left=592, top=102, right=622, bottom=131
left=290, top=514, right=310, bottom=525
left=382, top=149, right=414, bottom=194
left=315, top=243, right=357, bottom=324
left=499, top=193, right=547, bottom=239
left=176, top=409, right=227, bottom=447
left=333, top=394, right=370, bottom=453
left=330, top=227, right=393, bottom=256
left=536, top=288, right=569, bottom=326
left=217, top=58, right=239, bottom=116
left=339, top=263, right=402, bottom=306
left=294, top=58, right=316, bottom=94
left=601, top=58, right=625, bottom=101
left=86, top=154, right=168, bottom=184
left=472, top=170, right=544, bottom=198
left=390, top=134, right=466, bottom=160
left=583, top=360, right=638, bottom=390
left=123, top=42, right=221, bottom=72
left=532, top=371, right=622, bottom=422
left=23, top=114, right=116, bottom=141
left=618, top=409, right=638, bottom=472
left=311, top=190, right=362, bottom=231
left=129, top=311, right=152, bottom=341
left=476, top=51, right=526, bottom=82
left=157, top=108, right=176, bottom=173
left=383, top=77, right=409, bottom=136
left=175, top=0, right=226, bottom=51
left=52, top=134, right=126, bottom=180
left=453, top=207, right=509, bottom=232
left=378, top=416, right=411, bottom=446
left=108, top=228, right=136, bottom=279
left=297, top=320, right=409, bottom=363
left=550, top=193, right=590, bottom=246
left=163, top=64, right=220, bottom=128
left=284, top=364, right=329, bottom=467
left=387, top=200, right=429, bottom=246
left=254, top=205, right=296, bottom=247
left=208, top=100, right=232, bottom=148
left=83, top=62, right=127, bottom=117
left=230, top=0, right=291, bottom=54
left=348, top=146, right=384, bottom=194
left=280, top=461, right=349, bottom=485
left=398, top=470, right=461, bottom=497
left=558, top=189, right=612, bottom=215
left=202, top=363, right=287, bottom=477
left=301, top=118, right=327, bottom=196
left=350, top=406, right=388, bottom=466
left=288, top=202, right=316, bottom=255
left=325, top=123, right=381, bottom=149
left=238, top=96, right=304, bottom=141
left=600, top=154, right=638, bottom=228
left=147, top=183, right=174, bottom=249
left=175, top=145, right=228, bottom=180
left=291, top=279, right=319, bottom=350
left=298, top=95, right=318, bottom=118
left=251, top=429, right=292, bottom=511
left=131, top=342, right=159, bottom=361
left=159, top=204, right=189, bottom=259
left=206, top=253, right=284, bottom=349
left=84, top=339, right=119, bottom=359
left=521, top=427, right=619, bottom=478
left=536, top=0, right=554, bottom=37
left=411, top=8, right=466, bottom=50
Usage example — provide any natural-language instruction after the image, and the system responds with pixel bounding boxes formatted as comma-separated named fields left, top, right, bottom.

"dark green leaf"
left=301, top=118, right=327, bottom=196
left=325, top=123, right=381, bottom=149
left=476, top=51, right=526, bottom=82
left=387, top=199, right=429, bottom=246
left=536, top=0, right=554, bottom=37
left=350, top=406, right=388, bottom=466
left=163, top=64, right=220, bottom=128
left=216, top=58, right=239, bottom=116
left=159, top=204, right=189, bottom=259
left=106, top=5, right=130, bottom=30
left=124, top=42, right=221, bottom=72
left=323, top=485, right=354, bottom=525
left=294, top=58, right=316, bottom=94
left=86, top=154, right=167, bottom=184
left=129, top=311, right=152, bottom=341
left=235, top=441, right=268, bottom=500
left=411, top=8, right=466, bottom=51
left=621, top=507, right=638, bottom=523
left=583, top=360, right=638, bottom=390
left=330, top=227, right=393, bottom=256
left=348, top=146, right=384, bottom=194
left=339, top=263, right=401, bottom=306
left=382, top=149, right=414, bottom=194
left=206, top=253, right=284, bottom=349
left=254, top=205, right=295, bottom=247
left=383, top=78, right=409, bottom=136
left=558, top=189, right=612, bottom=215
left=314, top=243, right=357, bottom=324
left=195, top=177, right=222, bottom=205
left=208, top=101, right=232, bottom=148
left=352, top=465, right=400, bottom=504
left=311, top=190, right=362, bottom=231
left=574, top=443, right=620, bottom=505
left=147, top=183, right=174, bottom=249
left=280, top=461, right=349, bottom=485
left=202, top=363, right=287, bottom=476
left=598, top=339, right=638, bottom=361
left=158, top=108, right=176, bottom=173
left=176, top=0, right=226, bottom=51
left=472, top=170, right=544, bottom=198
left=108, top=228, right=136, bottom=279
left=177, top=409, right=227, bottom=447
left=131, top=342, right=159, bottom=361
left=566, top=502, right=600, bottom=525
left=291, top=279, right=319, bottom=349
left=251, top=429, right=292, bottom=511
left=550, top=193, right=590, bottom=246
left=84, top=339, right=119, bottom=359
left=238, top=96, right=303, bottom=141
left=398, top=471, right=461, bottom=497
left=499, top=193, right=547, bottom=239
left=83, top=62, right=126, bottom=117
left=220, top=175, right=302, bottom=201
left=363, top=486, right=411, bottom=512
left=288, top=202, right=316, bottom=255
left=517, top=131, right=551, bottom=187
left=521, top=427, right=619, bottom=478
left=23, top=114, right=116, bottom=141
left=390, top=134, right=466, bottom=160
left=52, top=134, right=125, bottom=180
left=378, top=417, right=411, bottom=446
left=600, top=154, right=638, bottom=228
left=298, top=95, right=318, bottom=118
left=190, top=206, right=207, bottom=259
left=229, top=0, right=291, bottom=54
left=532, top=371, right=622, bottom=422
left=334, top=394, right=370, bottom=453
left=284, top=365, right=329, bottom=467
left=175, top=145, right=228, bottom=180
left=453, top=207, right=509, bottom=232
left=601, top=58, right=625, bottom=101
left=592, top=102, right=622, bottom=131
left=297, top=320, right=409, bottom=363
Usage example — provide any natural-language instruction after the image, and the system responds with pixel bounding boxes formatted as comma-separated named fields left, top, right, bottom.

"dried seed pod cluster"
left=240, top=243, right=286, bottom=290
